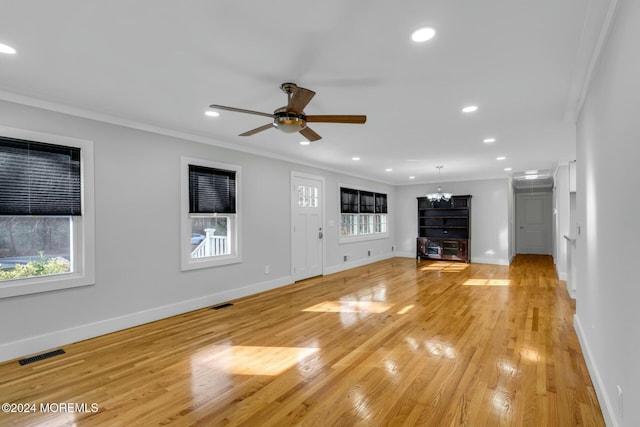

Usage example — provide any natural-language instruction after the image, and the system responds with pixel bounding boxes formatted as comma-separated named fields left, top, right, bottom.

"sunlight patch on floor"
left=520, top=347, right=540, bottom=362
left=396, top=304, right=414, bottom=314
left=192, top=345, right=319, bottom=376
left=303, top=300, right=393, bottom=314
left=419, top=263, right=469, bottom=273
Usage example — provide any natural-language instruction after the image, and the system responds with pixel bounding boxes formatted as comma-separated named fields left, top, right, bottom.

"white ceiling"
left=0, top=1, right=611, bottom=185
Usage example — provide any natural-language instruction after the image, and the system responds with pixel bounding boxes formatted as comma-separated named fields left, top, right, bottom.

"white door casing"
left=291, top=173, right=324, bottom=281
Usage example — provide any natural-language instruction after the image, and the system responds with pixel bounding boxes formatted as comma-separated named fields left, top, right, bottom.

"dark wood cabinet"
left=416, top=195, right=471, bottom=262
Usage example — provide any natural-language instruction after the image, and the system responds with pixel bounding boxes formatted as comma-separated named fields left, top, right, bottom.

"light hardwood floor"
left=0, top=255, right=604, bottom=426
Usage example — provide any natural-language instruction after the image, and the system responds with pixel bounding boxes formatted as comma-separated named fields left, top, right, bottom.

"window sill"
left=0, top=272, right=95, bottom=299
left=181, top=254, right=242, bottom=271
left=339, top=232, right=389, bottom=245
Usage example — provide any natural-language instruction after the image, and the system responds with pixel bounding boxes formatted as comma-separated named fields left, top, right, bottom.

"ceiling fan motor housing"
left=273, top=107, right=307, bottom=132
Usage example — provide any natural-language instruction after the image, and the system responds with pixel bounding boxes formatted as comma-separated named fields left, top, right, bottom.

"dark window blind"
left=0, top=136, right=81, bottom=216
left=189, top=165, right=236, bottom=214
left=375, top=193, right=388, bottom=213
left=341, top=187, right=387, bottom=214
left=340, top=187, right=359, bottom=213
left=359, top=191, right=375, bottom=213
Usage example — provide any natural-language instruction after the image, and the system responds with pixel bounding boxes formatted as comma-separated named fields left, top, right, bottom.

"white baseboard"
left=394, top=251, right=416, bottom=259
left=469, top=256, right=509, bottom=266
left=324, top=253, right=394, bottom=275
left=0, top=275, right=293, bottom=363
left=574, top=314, right=617, bottom=427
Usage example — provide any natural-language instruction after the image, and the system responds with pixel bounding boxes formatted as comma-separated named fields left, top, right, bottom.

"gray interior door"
left=516, top=192, right=552, bottom=255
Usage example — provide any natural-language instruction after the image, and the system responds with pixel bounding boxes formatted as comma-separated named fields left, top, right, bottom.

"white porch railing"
left=191, top=228, right=228, bottom=258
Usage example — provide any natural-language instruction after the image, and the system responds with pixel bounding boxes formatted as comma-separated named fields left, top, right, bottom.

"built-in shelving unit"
left=416, top=195, right=471, bottom=263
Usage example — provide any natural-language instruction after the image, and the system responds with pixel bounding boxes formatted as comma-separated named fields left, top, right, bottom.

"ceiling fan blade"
left=287, top=86, right=316, bottom=113
left=299, top=126, right=322, bottom=142
left=239, top=123, right=274, bottom=136
left=305, top=115, right=367, bottom=124
left=209, top=104, right=274, bottom=118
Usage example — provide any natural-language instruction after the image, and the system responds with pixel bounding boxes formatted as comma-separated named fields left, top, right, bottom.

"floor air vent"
left=211, top=303, right=234, bottom=310
left=19, top=349, right=65, bottom=366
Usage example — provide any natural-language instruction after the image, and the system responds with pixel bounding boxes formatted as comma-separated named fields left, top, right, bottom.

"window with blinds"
left=339, top=187, right=388, bottom=237
left=0, top=132, right=94, bottom=294
left=182, top=157, right=241, bottom=270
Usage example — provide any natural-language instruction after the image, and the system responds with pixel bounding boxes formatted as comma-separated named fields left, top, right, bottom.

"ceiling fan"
left=209, top=82, right=366, bottom=142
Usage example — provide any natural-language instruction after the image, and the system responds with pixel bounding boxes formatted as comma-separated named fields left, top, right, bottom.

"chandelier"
left=426, top=166, right=452, bottom=202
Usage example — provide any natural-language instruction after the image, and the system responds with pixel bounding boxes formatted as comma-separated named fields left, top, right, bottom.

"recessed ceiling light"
left=483, top=138, right=496, bottom=143
left=385, top=168, right=392, bottom=172
left=352, top=156, right=360, bottom=161
left=411, top=27, right=436, bottom=42
left=299, top=141, right=310, bottom=145
left=525, top=169, right=539, bottom=174
left=409, top=176, right=416, bottom=180
left=205, top=110, right=220, bottom=117
left=496, top=156, right=506, bottom=160
left=462, top=105, right=478, bottom=113
left=525, top=175, right=539, bottom=180
left=0, top=43, right=16, bottom=55
left=504, top=167, right=512, bottom=171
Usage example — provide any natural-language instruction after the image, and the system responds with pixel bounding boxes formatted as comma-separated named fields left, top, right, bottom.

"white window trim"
left=0, top=126, right=95, bottom=299
left=338, top=183, right=389, bottom=244
left=180, top=156, right=242, bottom=271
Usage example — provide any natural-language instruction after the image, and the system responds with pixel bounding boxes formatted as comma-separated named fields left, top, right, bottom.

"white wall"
left=574, top=1, right=640, bottom=426
left=395, top=178, right=510, bottom=265
left=0, top=99, right=394, bottom=362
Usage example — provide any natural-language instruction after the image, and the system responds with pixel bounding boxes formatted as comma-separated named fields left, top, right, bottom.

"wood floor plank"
left=0, top=255, right=604, bottom=426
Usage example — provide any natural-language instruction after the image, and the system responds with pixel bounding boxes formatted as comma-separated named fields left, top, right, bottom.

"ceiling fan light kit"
left=273, top=108, right=307, bottom=133
left=210, top=82, right=366, bottom=142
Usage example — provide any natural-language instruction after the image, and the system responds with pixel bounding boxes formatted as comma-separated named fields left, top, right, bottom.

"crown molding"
left=564, top=0, right=620, bottom=123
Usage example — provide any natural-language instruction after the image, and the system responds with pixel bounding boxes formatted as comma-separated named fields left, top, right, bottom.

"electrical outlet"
left=392, top=246, right=395, bottom=251
left=367, top=250, right=371, bottom=256
left=343, top=255, right=348, bottom=262
left=265, top=265, right=270, bottom=274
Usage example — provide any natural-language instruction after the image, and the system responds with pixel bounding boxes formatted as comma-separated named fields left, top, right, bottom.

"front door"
left=516, top=192, right=552, bottom=255
left=291, top=173, right=324, bottom=281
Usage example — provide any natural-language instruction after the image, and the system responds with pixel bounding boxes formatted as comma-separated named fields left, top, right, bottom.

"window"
left=0, top=126, right=95, bottom=298
left=340, top=214, right=358, bottom=237
left=359, top=214, right=374, bottom=235
left=181, top=157, right=241, bottom=270
left=375, top=214, right=387, bottom=233
left=297, top=185, right=318, bottom=208
left=375, top=193, right=388, bottom=233
left=339, top=187, right=388, bottom=240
